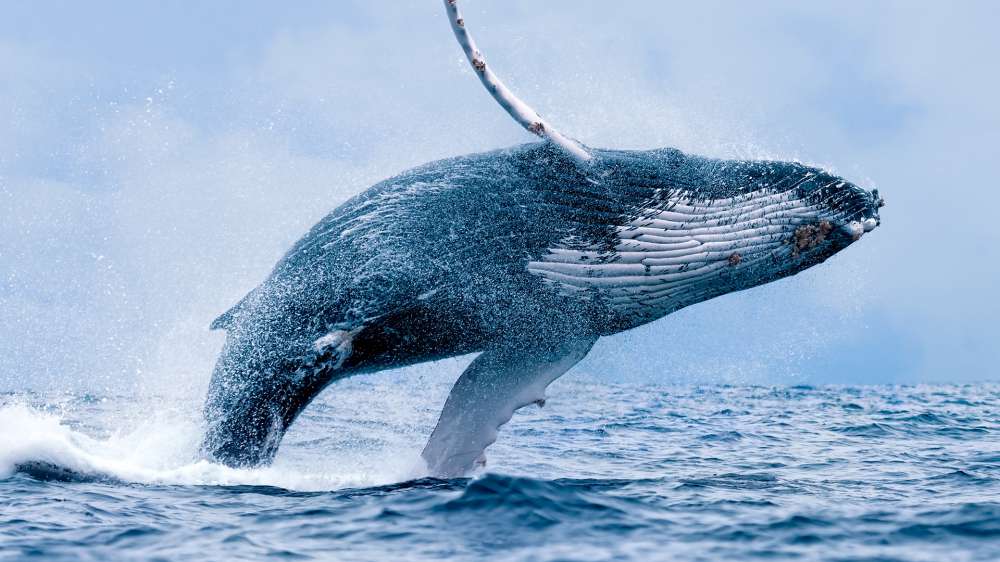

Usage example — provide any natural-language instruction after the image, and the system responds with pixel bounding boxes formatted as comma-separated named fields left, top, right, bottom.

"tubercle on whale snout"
left=790, top=220, right=834, bottom=257
left=786, top=212, right=877, bottom=258
left=792, top=173, right=882, bottom=254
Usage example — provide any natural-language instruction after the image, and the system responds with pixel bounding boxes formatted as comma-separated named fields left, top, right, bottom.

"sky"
left=1, top=1, right=998, bottom=394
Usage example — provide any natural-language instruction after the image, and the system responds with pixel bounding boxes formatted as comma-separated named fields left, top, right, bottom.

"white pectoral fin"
left=420, top=336, right=597, bottom=478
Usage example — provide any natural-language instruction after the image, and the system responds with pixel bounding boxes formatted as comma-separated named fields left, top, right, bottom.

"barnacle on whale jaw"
left=790, top=220, right=833, bottom=257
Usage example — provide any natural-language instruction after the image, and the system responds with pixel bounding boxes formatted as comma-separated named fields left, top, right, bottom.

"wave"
left=0, top=402, right=422, bottom=491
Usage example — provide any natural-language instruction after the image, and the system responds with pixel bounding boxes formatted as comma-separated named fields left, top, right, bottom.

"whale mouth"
left=842, top=217, right=879, bottom=241
left=844, top=189, right=883, bottom=241
left=795, top=185, right=882, bottom=257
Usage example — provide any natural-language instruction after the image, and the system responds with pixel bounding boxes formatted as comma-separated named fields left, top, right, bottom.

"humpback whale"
left=201, top=1, right=883, bottom=476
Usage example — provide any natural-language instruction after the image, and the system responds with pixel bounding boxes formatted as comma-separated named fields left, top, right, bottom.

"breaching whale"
left=201, top=0, right=883, bottom=476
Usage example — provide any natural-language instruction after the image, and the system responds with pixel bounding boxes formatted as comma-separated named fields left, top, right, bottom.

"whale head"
left=660, top=159, right=884, bottom=310
left=528, top=150, right=884, bottom=324
left=730, top=163, right=883, bottom=281
left=641, top=159, right=884, bottom=317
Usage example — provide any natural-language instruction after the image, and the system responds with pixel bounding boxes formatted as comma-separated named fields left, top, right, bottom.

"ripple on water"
left=1, top=383, right=999, bottom=561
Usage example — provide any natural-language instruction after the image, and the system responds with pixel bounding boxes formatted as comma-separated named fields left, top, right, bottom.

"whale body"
left=201, top=142, right=881, bottom=475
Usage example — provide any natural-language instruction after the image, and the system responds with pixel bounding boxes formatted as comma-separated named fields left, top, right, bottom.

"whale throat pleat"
left=527, top=187, right=817, bottom=318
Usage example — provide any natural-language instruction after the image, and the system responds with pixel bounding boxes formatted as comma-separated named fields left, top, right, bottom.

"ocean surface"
left=1, top=380, right=998, bottom=561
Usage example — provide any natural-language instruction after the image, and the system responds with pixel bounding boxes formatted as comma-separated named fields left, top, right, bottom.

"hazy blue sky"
left=1, top=1, right=998, bottom=393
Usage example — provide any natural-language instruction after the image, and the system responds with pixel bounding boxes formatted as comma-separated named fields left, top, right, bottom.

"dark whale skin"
left=202, top=142, right=880, bottom=467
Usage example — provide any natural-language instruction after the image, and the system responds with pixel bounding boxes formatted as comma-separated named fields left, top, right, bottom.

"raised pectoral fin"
left=420, top=336, right=596, bottom=477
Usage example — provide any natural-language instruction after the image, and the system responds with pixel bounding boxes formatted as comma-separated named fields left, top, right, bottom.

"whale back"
left=210, top=143, right=656, bottom=337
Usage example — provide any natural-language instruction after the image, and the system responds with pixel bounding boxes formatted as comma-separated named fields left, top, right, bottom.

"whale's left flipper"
left=421, top=335, right=597, bottom=477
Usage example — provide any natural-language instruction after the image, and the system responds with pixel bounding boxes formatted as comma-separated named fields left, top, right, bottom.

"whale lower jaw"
left=527, top=187, right=839, bottom=321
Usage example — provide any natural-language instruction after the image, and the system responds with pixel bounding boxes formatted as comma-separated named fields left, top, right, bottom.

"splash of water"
left=0, top=371, right=448, bottom=490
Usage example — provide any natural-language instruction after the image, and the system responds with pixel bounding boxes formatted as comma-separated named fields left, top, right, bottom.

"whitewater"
left=2, top=378, right=998, bottom=561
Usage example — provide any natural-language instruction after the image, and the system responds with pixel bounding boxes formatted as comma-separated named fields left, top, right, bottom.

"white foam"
left=0, top=400, right=424, bottom=491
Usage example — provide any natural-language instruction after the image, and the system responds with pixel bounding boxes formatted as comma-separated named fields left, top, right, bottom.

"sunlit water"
left=1, top=381, right=998, bottom=561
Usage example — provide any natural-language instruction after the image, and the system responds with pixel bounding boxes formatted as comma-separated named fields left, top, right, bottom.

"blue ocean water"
left=1, top=381, right=998, bottom=561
